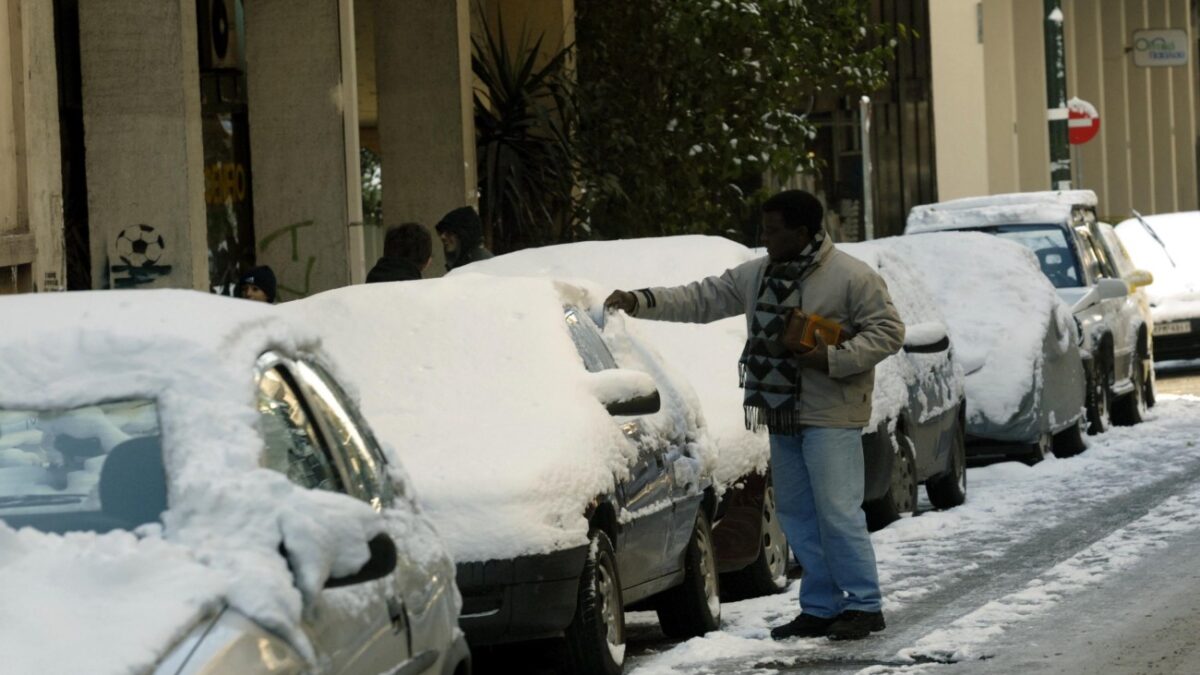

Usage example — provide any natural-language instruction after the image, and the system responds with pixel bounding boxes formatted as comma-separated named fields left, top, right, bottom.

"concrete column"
left=18, top=0, right=66, bottom=291
left=983, top=0, right=1021, bottom=194
left=1168, top=0, right=1197, bottom=210
left=929, top=0, right=990, bottom=200
left=245, top=0, right=358, bottom=299
left=78, top=0, right=208, bottom=290
left=375, top=0, right=476, bottom=276
left=1013, top=0, right=1051, bottom=192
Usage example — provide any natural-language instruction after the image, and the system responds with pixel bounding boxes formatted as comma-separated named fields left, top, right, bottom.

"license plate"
left=1156, top=321, right=1193, bottom=336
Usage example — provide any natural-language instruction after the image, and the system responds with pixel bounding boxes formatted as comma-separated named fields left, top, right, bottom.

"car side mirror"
left=903, top=321, right=950, bottom=354
left=587, top=369, right=662, bottom=416
left=1125, top=269, right=1154, bottom=289
left=325, top=532, right=398, bottom=588
left=1073, top=278, right=1129, bottom=313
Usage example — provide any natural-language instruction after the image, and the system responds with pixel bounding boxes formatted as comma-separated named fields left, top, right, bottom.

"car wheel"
left=1112, top=356, right=1147, bottom=426
left=564, top=530, right=624, bottom=675
left=721, top=484, right=789, bottom=599
left=1051, top=417, right=1088, bottom=458
left=863, top=427, right=918, bottom=532
left=1021, top=432, right=1052, bottom=466
left=1144, top=356, right=1157, bottom=408
left=926, top=407, right=967, bottom=509
left=1085, top=358, right=1112, bottom=435
left=655, top=510, right=721, bottom=639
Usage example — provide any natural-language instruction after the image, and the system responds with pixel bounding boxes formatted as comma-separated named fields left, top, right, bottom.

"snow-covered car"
left=1117, top=211, right=1200, bottom=363
left=0, top=291, right=469, bottom=675
left=907, top=190, right=1151, bottom=433
left=291, top=276, right=721, bottom=675
left=885, top=231, right=1088, bottom=464
left=460, top=235, right=968, bottom=540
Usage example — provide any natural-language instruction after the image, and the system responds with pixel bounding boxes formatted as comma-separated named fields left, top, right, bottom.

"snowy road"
left=473, top=371, right=1200, bottom=675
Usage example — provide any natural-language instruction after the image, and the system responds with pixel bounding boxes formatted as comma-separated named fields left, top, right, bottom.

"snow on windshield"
left=1116, top=213, right=1200, bottom=322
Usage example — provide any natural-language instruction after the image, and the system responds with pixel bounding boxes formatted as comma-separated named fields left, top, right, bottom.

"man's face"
left=439, top=231, right=459, bottom=254
left=761, top=211, right=812, bottom=262
left=241, top=284, right=269, bottom=303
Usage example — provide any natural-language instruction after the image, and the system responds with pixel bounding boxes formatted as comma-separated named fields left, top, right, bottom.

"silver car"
left=0, top=291, right=469, bottom=675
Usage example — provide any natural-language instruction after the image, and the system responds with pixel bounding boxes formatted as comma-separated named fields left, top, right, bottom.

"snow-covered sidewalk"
left=625, top=395, right=1200, bottom=675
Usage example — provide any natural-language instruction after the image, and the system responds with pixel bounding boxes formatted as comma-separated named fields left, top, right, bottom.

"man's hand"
left=604, top=290, right=638, bottom=314
left=795, top=332, right=830, bottom=373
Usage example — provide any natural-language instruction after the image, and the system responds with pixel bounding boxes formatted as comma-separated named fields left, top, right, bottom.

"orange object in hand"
left=781, top=309, right=847, bottom=353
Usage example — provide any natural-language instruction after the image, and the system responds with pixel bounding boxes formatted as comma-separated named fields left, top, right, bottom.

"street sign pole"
left=1045, top=0, right=1072, bottom=190
left=861, top=96, right=874, bottom=241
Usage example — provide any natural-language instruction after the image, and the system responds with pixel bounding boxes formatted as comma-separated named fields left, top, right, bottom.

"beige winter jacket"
left=631, top=236, right=905, bottom=429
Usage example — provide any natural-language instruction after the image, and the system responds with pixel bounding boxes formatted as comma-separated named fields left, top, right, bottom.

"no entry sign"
left=1068, top=98, right=1100, bottom=145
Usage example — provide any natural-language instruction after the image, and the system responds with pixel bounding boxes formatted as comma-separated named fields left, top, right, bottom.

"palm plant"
left=473, top=10, right=576, bottom=253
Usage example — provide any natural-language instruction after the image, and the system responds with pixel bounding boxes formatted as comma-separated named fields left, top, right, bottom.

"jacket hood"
left=435, top=207, right=484, bottom=251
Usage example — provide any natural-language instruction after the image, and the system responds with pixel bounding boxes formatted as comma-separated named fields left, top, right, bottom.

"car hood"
left=0, top=525, right=226, bottom=675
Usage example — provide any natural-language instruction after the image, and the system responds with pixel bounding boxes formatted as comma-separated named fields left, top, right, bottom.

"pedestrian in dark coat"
left=367, top=223, right=433, bottom=283
left=235, top=265, right=277, bottom=304
left=605, top=190, right=904, bottom=642
left=435, top=206, right=494, bottom=271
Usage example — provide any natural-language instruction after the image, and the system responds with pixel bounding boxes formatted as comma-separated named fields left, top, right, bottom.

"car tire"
left=863, top=427, right=918, bottom=532
left=564, top=530, right=625, bottom=675
left=1051, top=417, right=1088, bottom=458
left=655, top=510, right=721, bottom=639
left=1021, top=432, right=1052, bottom=466
left=1112, top=355, right=1147, bottom=426
left=721, top=484, right=789, bottom=599
left=926, top=408, right=967, bottom=509
left=1085, top=358, right=1112, bottom=435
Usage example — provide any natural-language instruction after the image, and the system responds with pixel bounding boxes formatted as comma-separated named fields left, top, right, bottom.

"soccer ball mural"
left=115, top=224, right=166, bottom=268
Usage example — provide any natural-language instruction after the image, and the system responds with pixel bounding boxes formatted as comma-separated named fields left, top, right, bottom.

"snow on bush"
left=0, top=291, right=389, bottom=673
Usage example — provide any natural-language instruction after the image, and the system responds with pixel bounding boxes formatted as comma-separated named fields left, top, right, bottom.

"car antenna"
left=1131, top=209, right=1176, bottom=268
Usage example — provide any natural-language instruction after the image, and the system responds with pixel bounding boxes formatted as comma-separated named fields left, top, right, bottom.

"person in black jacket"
left=235, top=265, right=277, bottom=303
left=435, top=206, right=493, bottom=271
left=367, top=223, right=433, bottom=283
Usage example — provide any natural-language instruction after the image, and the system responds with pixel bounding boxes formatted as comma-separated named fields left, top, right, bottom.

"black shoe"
left=770, top=613, right=835, bottom=640
left=827, top=610, right=886, bottom=641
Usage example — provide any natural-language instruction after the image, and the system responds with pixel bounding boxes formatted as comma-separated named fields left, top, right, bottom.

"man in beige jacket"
left=605, top=190, right=904, bottom=641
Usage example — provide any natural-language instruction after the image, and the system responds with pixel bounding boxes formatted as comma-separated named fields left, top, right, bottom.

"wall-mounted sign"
left=1132, top=29, right=1188, bottom=67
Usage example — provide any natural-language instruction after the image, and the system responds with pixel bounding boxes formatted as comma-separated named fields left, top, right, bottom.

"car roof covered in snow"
left=907, top=190, right=1098, bottom=234
left=287, top=273, right=714, bottom=563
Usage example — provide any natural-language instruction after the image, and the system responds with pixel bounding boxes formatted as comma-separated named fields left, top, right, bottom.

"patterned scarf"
left=738, top=231, right=826, bottom=434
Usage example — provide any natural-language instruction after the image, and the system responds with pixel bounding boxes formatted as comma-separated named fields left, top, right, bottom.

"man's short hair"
left=383, top=223, right=433, bottom=267
left=762, top=190, right=825, bottom=235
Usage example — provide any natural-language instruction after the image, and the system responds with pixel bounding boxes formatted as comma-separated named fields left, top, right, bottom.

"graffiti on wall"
left=258, top=219, right=316, bottom=300
left=110, top=224, right=173, bottom=288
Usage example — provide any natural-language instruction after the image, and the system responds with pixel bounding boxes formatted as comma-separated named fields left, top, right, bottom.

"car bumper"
left=455, top=544, right=589, bottom=646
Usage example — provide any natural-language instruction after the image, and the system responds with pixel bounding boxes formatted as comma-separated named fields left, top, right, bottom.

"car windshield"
left=987, top=224, right=1083, bottom=288
left=0, top=400, right=165, bottom=534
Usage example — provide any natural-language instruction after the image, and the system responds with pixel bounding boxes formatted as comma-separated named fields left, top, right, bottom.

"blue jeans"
left=770, top=427, right=882, bottom=618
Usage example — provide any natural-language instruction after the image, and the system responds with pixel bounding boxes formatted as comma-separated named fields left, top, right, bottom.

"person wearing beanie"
left=235, top=265, right=278, bottom=304
left=434, top=206, right=493, bottom=272
left=367, top=223, right=433, bottom=283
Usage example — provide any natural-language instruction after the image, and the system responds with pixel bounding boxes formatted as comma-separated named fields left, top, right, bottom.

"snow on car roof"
left=1116, top=212, right=1200, bottom=321
left=0, top=289, right=388, bottom=672
left=881, top=232, right=1070, bottom=427
left=289, top=274, right=712, bottom=563
left=907, top=190, right=1097, bottom=234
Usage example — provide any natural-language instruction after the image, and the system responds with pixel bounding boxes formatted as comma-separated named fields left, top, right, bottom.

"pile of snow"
left=288, top=275, right=714, bottom=562
left=0, top=291, right=391, bottom=673
left=907, top=190, right=1096, bottom=234
left=1115, top=212, right=1200, bottom=323
left=880, top=233, right=1069, bottom=427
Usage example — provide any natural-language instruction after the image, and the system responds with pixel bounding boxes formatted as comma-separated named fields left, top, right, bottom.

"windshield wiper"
left=0, top=494, right=88, bottom=508
left=1131, top=209, right=1176, bottom=268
